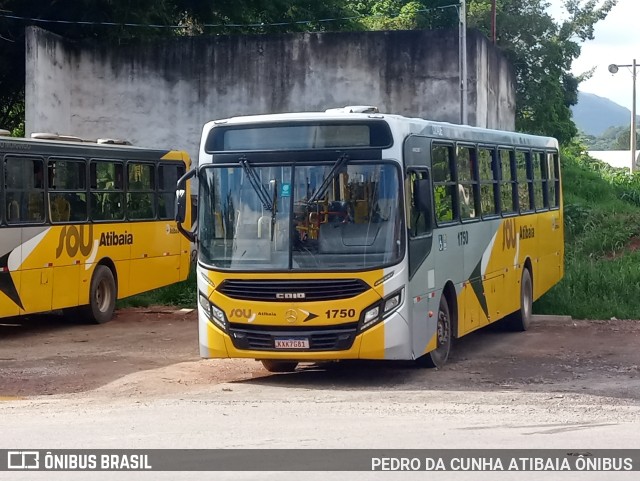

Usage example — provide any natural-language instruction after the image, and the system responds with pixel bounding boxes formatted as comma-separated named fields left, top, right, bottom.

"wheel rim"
left=95, top=279, right=112, bottom=313
left=436, top=308, right=450, bottom=352
left=523, top=275, right=532, bottom=323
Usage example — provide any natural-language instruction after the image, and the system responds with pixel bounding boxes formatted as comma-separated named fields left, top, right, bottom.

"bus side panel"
left=0, top=271, right=21, bottom=317
left=179, top=235, right=192, bottom=282
left=77, top=224, right=132, bottom=302
left=532, top=208, right=563, bottom=299
left=482, top=218, right=524, bottom=322
left=16, top=227, right=53, bottom=315
left=128, top=221, right=181, bottom=296
left=19, top=268, right=52, bottom=315
left=0, top=228, right=22, bottom=317
left=51, top=265, right=80, bottom=309
left=128, top=257, right=179, bottom=296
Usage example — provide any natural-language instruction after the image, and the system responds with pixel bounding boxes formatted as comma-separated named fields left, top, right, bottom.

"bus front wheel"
left=417, top=295, right=452, bottom=368
left=85, top=265, right=117, bottom=324
left=260, top=360, right=298, bottom=373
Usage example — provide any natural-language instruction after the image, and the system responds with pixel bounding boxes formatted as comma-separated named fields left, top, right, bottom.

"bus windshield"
left=198, top=160, right=403, bottom=271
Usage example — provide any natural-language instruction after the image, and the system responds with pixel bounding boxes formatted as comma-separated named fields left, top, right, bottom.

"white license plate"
left=274, top=338, right=309, bottom=349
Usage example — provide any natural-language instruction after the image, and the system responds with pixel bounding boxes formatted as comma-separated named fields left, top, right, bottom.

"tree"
left=0, top=0, right=617, bottom=142
left=0, top=0, right=352, bottom=132
left=613, top=129, right=640, bottom=151
left=344, top=0, right=617, bottom=144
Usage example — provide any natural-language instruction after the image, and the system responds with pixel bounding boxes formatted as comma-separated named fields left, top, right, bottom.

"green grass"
left=534, top=142, right=640, bottom=319
left=117, top=268, right=197, bottom=309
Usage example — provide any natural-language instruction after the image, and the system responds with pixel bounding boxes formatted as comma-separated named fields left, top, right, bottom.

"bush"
left=535, top=142, right=640, bottom=319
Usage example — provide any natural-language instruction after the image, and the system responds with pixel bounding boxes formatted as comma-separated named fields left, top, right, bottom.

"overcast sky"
left=547, top=0, right=639, bottom=110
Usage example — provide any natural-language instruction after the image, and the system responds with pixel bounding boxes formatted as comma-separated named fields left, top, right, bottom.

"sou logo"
left=55, top=224, right=93, bottom=258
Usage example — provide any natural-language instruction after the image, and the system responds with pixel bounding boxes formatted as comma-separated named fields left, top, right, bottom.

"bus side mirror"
left=176, top=169, right=196, bottom=242
left=414, top=177, right=432, bottom=215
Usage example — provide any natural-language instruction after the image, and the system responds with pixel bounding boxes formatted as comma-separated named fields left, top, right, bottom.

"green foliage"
left=346, top=0, right=616, bottom=143
left=0, top=0, right=354, bottom=131
left=580, top=126, right=640, bottom=151
left=1, top=0, right=618, bottom=139
left=118, top=268, right=197, bottom=308
left=535, top=141, right=640, bottom=319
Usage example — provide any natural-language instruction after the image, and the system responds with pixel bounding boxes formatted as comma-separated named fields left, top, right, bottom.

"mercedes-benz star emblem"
left=285, top=309, right=298, bottom=324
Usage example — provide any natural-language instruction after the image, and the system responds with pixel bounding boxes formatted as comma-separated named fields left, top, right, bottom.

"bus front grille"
left=228, top=323, right=358, bottom=351
left=217, top=279, right=369, bottom=302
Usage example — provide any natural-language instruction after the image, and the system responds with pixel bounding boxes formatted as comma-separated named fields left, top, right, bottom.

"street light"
left=608, top=60, right=637, bottom=172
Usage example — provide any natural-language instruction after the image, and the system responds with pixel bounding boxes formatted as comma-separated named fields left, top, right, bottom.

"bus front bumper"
left=199, top=316, right=397, bottom=361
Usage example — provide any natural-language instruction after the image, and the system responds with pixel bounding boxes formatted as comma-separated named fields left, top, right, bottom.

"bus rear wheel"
left=506, top=268, right=533, bottom=331
left=417, top=295, right=452, bottom=368
left=85, top=265, right=117, bottom=324
left=260, top=360, right=298, bottom=373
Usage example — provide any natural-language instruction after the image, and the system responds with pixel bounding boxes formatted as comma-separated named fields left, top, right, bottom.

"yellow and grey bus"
left=176, top=107, right=563, bottom=371
left=0, top=133, right=192, bottom=323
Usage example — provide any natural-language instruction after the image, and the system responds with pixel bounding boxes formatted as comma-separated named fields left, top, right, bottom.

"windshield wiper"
left=239, top=156, right=278, bottom=241
left=239, top=156, right=273, bottom=211
left=307, top=153, right=349, bottom=204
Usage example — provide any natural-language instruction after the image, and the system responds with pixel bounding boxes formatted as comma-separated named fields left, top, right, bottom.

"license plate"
left=274, top=338, right=309, bottom=349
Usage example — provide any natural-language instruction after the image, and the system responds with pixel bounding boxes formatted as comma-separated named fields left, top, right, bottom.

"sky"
left=547, top=0, right=639, bottom=110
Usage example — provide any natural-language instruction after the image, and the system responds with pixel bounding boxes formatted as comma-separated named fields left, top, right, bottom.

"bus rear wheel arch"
left=506, top=265, right=533, bottom=331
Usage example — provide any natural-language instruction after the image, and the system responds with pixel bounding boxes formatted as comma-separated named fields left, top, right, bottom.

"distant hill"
left=571, top=92, right=636, bottom=136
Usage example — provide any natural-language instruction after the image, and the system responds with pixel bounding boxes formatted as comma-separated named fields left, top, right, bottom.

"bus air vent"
left=217, top=279, right=369, bottom=302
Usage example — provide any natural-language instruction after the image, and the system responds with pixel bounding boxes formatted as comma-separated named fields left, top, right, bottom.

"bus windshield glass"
left=198, top=160, right=403, bottom=271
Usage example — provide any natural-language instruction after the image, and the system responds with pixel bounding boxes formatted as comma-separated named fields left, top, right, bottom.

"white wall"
left=588, top=150, right=638, bottom=171
left=26, top=27, right=516, bottom=165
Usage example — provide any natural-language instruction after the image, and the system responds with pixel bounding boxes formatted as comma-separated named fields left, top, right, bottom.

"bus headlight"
left=363, top=306, right=380, bottom=324
left=383, top=291, right=402, bottom=313
left=359, top=288, right=403, bottom=333
left=199, top=291, right=228, bottom=332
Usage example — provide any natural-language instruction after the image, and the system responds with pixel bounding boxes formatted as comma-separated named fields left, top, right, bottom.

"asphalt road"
left=1, top=310, right=640, bottom=481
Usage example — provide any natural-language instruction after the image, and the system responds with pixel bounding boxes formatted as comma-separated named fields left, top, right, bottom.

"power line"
left=0, top=4, right=460, bottom=30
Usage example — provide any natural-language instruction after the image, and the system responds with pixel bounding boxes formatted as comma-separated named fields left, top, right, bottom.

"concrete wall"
left=26, top=27, right=515, bottom=163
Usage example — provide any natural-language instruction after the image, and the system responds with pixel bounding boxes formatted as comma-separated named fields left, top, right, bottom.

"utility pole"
left=633, top=59, right=637, bottom=172
left=491, top=0, right=497, bottom=44
left=459, top=0, right=468, bottom=125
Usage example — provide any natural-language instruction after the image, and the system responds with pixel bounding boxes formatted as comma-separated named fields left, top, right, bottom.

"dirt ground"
left=1, top=308, right=639, bottom=401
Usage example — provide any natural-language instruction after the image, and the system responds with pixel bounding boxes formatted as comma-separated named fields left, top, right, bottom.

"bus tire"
left=417, top=295, right=452, bottom=368
left=260, top=360, right=298, bottom=373
left=507, top=268, right=533, bottom=331
left=85, top=265, right=117, bottom=324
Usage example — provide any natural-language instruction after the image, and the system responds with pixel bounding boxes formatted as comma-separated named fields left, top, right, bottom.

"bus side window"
left=29, top=160, right=45, bottom=221
left=48, top=159, right=87, bottom=223
left=90, top=160, right=124, bottom=221
left=516, top=150, right=533, bottom=212
left=431, top=144, right=457, bottom=224
left=478, top=147, right=499, bottom=217
left=407, top=170, right=431, bottom=237
left=4, top=156, right=45, bottom=223
left=499, top=149, right=516, bottom=214
left=127, top=162, right=155, bottom=220
left=158, top=164, right=185, bottom=219
left=457, top=145, right=479, bottom=221
left=548, top=153, right=560, bottom=208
